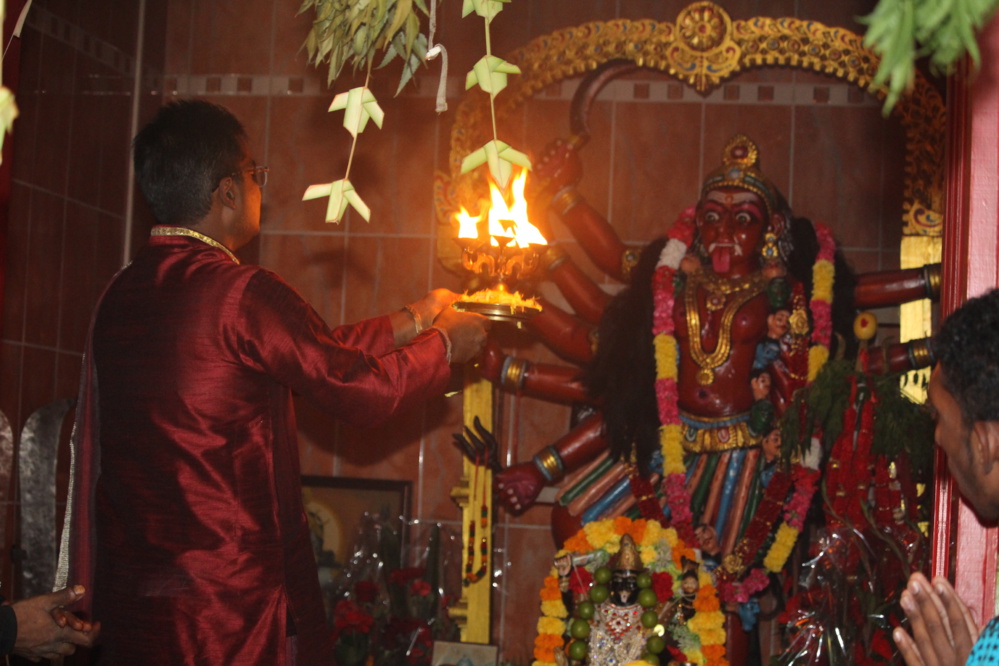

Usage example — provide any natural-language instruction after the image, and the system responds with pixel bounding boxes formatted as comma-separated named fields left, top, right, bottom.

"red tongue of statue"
left=712, top=246, right=731, bottom=274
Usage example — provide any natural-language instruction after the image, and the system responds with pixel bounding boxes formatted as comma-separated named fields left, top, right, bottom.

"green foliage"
left=299, top=0, right=430, bottom=91
left=781, top=359, right=934, bottom=479
left=859, top=0, right=999, bottom=114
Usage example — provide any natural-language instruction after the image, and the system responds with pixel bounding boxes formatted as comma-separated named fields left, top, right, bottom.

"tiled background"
left=0, top=0, right=932, bottom=660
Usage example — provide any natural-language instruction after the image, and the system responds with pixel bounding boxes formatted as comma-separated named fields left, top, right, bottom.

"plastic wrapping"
left=327, top=514, right=462, bottom=665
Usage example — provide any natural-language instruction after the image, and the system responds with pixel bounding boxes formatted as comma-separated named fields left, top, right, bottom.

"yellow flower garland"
left=532, top=516, right=727, bottom=666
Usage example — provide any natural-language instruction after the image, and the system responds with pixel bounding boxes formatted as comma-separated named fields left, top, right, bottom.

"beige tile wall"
left=0, top=0, right=929, bottom=659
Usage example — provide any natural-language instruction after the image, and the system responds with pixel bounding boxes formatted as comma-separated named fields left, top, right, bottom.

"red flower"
left=410, top=580, right=432, bottom=597
left=333, top=600, right=375, bottom=638
left=651, top=572, right=674, bottom=601
left=389, top=567, right=425, bottom=586
left=568, top=567, right=593, bottom=596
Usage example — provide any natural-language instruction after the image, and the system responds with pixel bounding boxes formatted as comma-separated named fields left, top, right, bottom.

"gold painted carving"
left=435, top=1, right=945, bottom=273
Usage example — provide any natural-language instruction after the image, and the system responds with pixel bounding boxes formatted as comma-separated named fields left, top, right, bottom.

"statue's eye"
left=703, top=211, right=720, bottom=224
left=736, top=212, right=754, bottom=225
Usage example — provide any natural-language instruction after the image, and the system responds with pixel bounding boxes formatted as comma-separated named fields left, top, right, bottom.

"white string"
left=425, top=0, right=448, bottom=113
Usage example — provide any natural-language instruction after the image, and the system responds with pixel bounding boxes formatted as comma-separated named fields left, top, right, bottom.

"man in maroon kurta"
left=55, top=100, right=488, bottom=664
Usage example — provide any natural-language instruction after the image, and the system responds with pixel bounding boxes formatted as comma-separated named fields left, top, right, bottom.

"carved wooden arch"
left=435, top=1, right=946, bottom=268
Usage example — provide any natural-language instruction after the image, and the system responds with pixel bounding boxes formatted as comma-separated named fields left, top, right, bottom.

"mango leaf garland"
left=860, top=0, right=999, bottom=114
left=299, top=0, right=430, bottom=91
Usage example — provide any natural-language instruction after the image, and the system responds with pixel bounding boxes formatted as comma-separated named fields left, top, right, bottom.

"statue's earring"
left=761, top=231, right=786, bottom=278
left=761, top=231, right=779, bottom=263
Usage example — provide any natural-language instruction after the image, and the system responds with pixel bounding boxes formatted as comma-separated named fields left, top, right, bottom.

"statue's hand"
left=496, top=461, right=546, bottom=514
left=534, top=138, right=583, bottom=192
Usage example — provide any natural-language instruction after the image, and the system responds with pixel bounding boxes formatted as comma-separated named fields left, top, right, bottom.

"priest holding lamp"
left=56, top=99, right=490, bottom=665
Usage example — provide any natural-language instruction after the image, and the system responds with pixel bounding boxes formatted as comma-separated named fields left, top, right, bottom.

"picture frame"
left=300, top=475, right=411, bottom=600
left=430, top=641, right=499, bottom=666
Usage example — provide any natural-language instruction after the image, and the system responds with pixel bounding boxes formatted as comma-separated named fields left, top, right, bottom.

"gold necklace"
left=150, top=226, right=239, bottom=264
left=684, top=271, right=768, bottom=385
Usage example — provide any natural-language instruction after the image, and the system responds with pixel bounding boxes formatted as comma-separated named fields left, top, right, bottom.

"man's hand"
left=893, top=572, right=979, bottom=666
left=431, top=307, right=490, bottom=365
left=12, top=585, right=100, bottom=660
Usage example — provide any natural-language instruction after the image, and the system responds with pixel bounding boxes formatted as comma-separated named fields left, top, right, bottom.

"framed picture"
left=431, top=641, right=499, bottom=666
left=300, top=476, right=411, bottom=598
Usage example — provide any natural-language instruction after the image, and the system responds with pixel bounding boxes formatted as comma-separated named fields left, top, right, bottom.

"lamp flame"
left=456, top=169, right=547, bottom=247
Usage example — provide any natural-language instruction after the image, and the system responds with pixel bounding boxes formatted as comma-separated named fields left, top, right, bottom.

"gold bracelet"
left=550, top=186, right=583, bottom=217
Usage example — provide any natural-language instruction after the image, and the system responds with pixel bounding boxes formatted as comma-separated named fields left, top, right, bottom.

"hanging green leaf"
left=461, top=0, right=509, bottom=20
left=465, top=55, right=521, bottom=95
left=328, top=86, right=384, bottom=138
left=460, top=139, right=531, bottom=189
left=860, top=0, right=999, bottom=115
left=303, top=178, right=371, bottom=224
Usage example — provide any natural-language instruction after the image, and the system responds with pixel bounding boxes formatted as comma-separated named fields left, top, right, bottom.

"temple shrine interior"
left=0, top=0, right=997, bottom=664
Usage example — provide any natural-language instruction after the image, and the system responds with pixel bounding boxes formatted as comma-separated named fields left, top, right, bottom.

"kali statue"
left=472, top=133, right=938, bottom=659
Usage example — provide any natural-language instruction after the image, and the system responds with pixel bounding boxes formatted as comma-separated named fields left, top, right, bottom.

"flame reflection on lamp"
left=453, top=169, right=545, bottom=327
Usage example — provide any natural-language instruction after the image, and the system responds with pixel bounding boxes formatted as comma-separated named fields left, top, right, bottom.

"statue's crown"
left=700, top=134, right=779, bottom=218
left=614, top=534, right=642, bottom=572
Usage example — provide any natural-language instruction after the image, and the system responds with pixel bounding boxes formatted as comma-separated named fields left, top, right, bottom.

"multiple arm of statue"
left=475, top=135, right=940, bottom=550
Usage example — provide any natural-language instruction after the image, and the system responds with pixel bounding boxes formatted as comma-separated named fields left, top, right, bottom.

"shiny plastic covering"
left=326, top=515, right=462, bottom=666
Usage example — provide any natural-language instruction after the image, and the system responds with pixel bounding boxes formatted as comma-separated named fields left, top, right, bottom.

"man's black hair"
left=934, top=288, right=999, bottom=425
left=132, top=99, right=247, bottom=226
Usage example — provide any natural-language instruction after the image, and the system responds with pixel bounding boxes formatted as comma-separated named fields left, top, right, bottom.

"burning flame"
left=456, top=169, right=547, bottom=247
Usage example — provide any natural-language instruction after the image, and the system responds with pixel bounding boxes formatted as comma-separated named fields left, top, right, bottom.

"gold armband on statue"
left=551, top=186, right=584, bottom=217
left=533, top=445, right=565, bottom=484
left=501, top=357, right=530, bottom=392
left=543, top=245, right=569, bottom=273
left=621, top=248, right=640, bottom=281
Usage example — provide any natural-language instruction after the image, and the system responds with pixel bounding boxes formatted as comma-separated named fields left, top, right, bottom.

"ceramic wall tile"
left=22, top=191, right=63, bottom=348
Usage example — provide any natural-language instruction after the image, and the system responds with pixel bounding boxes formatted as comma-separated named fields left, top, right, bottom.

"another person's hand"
left=894, top=572, right=979, bottom=666
left=431, top=306, right=490, bottom=365
left=12, top=585, right=100, bottom=660
left=495, top=460, right=547, bottom=514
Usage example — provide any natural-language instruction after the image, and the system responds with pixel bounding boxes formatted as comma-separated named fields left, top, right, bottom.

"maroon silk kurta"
left=63, top=234, right=451, bottom=665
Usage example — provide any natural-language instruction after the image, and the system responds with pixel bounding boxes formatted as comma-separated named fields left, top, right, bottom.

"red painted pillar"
left=936, top=14, right=999, bottom=625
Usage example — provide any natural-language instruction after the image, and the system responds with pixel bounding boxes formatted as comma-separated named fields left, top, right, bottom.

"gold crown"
left=614, top=534, right=642, bottom=571
left=700, top=134, right=779, bottom=218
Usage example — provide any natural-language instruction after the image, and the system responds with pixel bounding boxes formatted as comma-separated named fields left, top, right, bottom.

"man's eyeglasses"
left=233, top=165, right=269, bottom=187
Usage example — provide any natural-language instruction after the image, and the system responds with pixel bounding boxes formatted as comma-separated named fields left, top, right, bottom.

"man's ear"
left=217, top=176, right=238, bottom=209
left=972, top=420, right=999, bottom=475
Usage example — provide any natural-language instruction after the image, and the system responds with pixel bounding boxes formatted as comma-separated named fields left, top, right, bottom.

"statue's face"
left=610, top=570, right=639, bottom=606
left=696, top=187, right=768, bottom=276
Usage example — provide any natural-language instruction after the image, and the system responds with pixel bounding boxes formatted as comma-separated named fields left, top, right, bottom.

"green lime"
left=636, top=571, right=653, bottom=589
left=646, top=634, right=666, bottom=655
left=641, top=653, right=660, bottom=665
left=594, top=566, right=612, bottom=584
left=567, top=639, right=588, bottom=661
left=589, top=584, right=609, bottom=604
left=637, top=587, right=659, bottom=608
left=570, top=618, right=591, bottom=639
left=576, top=600, right=596, bottom=620
left=641, top=609, right=659, bottom=628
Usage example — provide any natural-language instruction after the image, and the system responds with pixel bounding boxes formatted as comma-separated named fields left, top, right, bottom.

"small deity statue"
left=578, top=534, right=654, bottom=665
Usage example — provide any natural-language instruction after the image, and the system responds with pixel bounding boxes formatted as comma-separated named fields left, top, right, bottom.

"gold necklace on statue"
left=151, top=226, right=239, bottom=264
left=684, top=270, right=768, bottom=385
